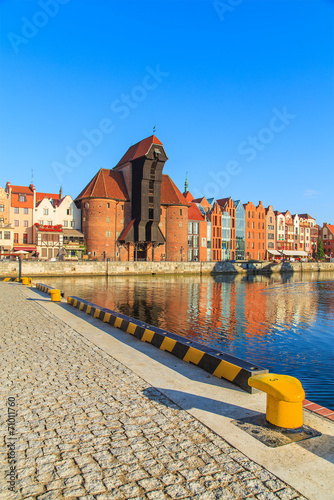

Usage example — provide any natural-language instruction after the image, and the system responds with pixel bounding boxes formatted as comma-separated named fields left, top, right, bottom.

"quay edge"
left=1, top=260, right=334, bottom=277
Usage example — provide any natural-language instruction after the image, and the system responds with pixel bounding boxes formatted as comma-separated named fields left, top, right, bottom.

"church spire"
left=184, top=172, right=188, bottom=193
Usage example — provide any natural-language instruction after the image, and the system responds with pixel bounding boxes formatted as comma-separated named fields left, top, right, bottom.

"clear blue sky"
left=1, top=0, right=333, bottom=225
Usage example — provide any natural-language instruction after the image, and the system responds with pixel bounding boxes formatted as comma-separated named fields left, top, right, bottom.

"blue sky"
left=1, top=0, right=333, bottom=225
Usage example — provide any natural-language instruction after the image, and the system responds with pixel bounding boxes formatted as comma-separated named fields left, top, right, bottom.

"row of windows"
left=37, top=220, right=75, bottom=228
left=14, top=220, right=29, bottom=227
left=13, top=207, right=29, bottom=214
left=247, top=221, right=265, bottom=230
left=246, top=232, right=265, bottom=239
left=247, top=211, right=265, bottom=220
left=247, top=242, right=265, bottom=249
left=188, top=222, right=199, bottom=235
left=13, top=234, right=28, bottom=244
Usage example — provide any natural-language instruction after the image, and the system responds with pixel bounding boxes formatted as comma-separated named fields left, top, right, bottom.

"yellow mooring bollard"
left=21, top=277, right=29, bottom=285
left=248, top=373, right=305, bottom=429
left=50, top=289, right=61, bottom=302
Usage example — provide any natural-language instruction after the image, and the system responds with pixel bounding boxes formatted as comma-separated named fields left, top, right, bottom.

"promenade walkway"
left=0, top=283, right=330, bottom=499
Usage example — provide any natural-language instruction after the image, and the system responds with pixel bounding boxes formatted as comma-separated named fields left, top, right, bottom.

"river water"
left=47, top=271, right=334, bottom=410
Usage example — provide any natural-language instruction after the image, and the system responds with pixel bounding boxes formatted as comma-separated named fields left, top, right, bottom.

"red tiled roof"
left=36, top=192, right=60, bottom=203
left=192, top=197, right=205, bottom=203
left=325, top=224, right=334, bottom=235
left=115, top=135, right=163, bottom=167
left=188, top=203, right=204, bottom=221
left=161, top=175, right=190, bottom=206
left=8, top=185, right=34, bottom=195
left=75, top=169, right=129, bottom=201
left=183, top=191, right=194, bottom=202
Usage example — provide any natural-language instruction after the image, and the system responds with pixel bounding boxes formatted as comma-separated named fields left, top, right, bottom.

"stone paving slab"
left=0, top=283, right=307, bottom=499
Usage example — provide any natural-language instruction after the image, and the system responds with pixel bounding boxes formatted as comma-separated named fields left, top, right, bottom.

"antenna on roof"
left=153, top=125, right=156, bottom=134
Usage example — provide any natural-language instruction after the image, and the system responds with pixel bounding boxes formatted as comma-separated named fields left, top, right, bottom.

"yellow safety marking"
left=160, top=337, right=177, bottom=352
left=86, top=305, right=91, bottom=315
left=213, top=360, right=241, bottom=381
left=103, top=312, right=111, bottom=323
left=73, top=299, right=78, bottom=307
left=67, top=297, right=72, bottom=304
left=4, top=278, right=10, bottom=282
left=126, top=322, right=137, bottom=335
left=183, top=347, right=205, bottom=365
left=142, top=329, right=155, bottom=343
left=94, top=308, right=101, bottom=318
left=114, top=317, right=123, bottom=328
left=79, top=302, right=85, bottom=311
left=14, top=278, right=19, bottom=282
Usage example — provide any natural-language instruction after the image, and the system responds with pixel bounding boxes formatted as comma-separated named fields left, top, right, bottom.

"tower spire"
left=184, top=172, right=188, bottom=193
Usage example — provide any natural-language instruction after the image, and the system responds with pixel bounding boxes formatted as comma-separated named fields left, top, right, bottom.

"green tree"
left=316, top=237, right=325, bottom=260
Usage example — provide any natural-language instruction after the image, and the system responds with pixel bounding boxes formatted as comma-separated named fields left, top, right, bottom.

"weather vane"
left=153, top=125, right=156, bottom=134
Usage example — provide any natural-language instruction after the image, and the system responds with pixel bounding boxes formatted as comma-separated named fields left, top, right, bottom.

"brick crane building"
left=75, top=135, right=190, bottom=261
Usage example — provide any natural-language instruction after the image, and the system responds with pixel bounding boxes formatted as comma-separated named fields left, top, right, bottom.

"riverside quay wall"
left=1, top=260, right=334, bottom=277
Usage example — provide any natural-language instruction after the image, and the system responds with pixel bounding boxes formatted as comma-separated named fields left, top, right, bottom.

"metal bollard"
left=21, top=277, right=29, bottom=285
left=248, top=373, right=305, bottom=429
left=50, top=289, right=61, bottom=302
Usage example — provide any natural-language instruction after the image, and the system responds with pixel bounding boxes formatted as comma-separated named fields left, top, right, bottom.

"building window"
left=23, top=220, right=28, bottom=227
left=180, top=209, right=182, bottom=216
left=106, top=217, right=110, bottom=223
left=106, top=231, right=112, bottom=237
left=67, top=208, right=72, bottom=215
left=48, top=221, right=52, bottom=226
left=107, top=203, right=110, bottom=209
left=71, top=221, right=75, bottom=228
left=43, top=209, right=49, bottom=215
left=14, top=220, right=19, bottom=227
left=14, top=233, right=19, bottom=243
left=19, top=195, right=26, bottom=202
left=23, top=208, right=28, bottom=214
left=85, top=203, right=89, bottom=209
left=4, top=231, right=10, bottom=240
left=14, top=207, right=19, bottom=214
left=149, top=209, right=154, bottom=220
left=193, top=223, right=199, bottom=234
left=121, top=205, right=124, bottom=211
left=188, top=222, right=193, bottom=234
left=0, top=205, right=4, bottom=212
left=63, top=220, right=68, bottom=227
left=23, top=234, right=28, bottom=244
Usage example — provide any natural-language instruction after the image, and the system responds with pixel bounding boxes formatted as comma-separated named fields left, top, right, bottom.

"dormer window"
left=19, top=195, right=26, bottom=202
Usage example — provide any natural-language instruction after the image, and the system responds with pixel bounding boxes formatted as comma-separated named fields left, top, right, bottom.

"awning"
left=267, top=250, right=281, bottom=256
left=62, top=229, right=84, bottom=238
left=282, top=250, right=308, bottom=256
left=13, top=246, right=37, bottom=252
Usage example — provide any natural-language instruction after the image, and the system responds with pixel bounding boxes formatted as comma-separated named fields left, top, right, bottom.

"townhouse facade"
left=244, top=201, right=266, bottom=260
left=0, top=187, right=14, bottom=255
left=320, top=223, right=334, bottom=258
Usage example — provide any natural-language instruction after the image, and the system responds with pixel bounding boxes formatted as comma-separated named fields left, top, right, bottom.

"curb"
left=36, top=283, right=65, bottom=297
left=66, top=295, right=268, bottom=393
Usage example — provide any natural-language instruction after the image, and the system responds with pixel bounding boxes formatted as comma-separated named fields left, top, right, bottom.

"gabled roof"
left=6, top=184, right=35, bottom=195
left=188, top=203, right=205, bottom=221
left=161, top=175, right=190, bottom=206
left=75, top=169, right=129, bottom=201
left=298, top=213, right=315, bottom=220
left=36, top=192, right=60, bottom=203
left=183, top=191, right=194, bottom=202
left=115, top=135, right=164, bottom=167
left=324, top=224, right=334, bottom=235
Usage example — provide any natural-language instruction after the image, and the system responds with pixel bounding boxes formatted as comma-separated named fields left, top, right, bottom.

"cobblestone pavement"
left=0, top=284, right=307, bottom=500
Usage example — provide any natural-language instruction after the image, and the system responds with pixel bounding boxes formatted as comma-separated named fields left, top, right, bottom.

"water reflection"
left=47, top=272, right=334, bottom=410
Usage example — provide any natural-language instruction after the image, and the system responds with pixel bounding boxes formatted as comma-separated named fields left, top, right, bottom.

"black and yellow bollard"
left=248, top=373, right=305, bottom=429
left=50, top=289, right=61, bottom=302
left=21, top=277, right=29, bottom=285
